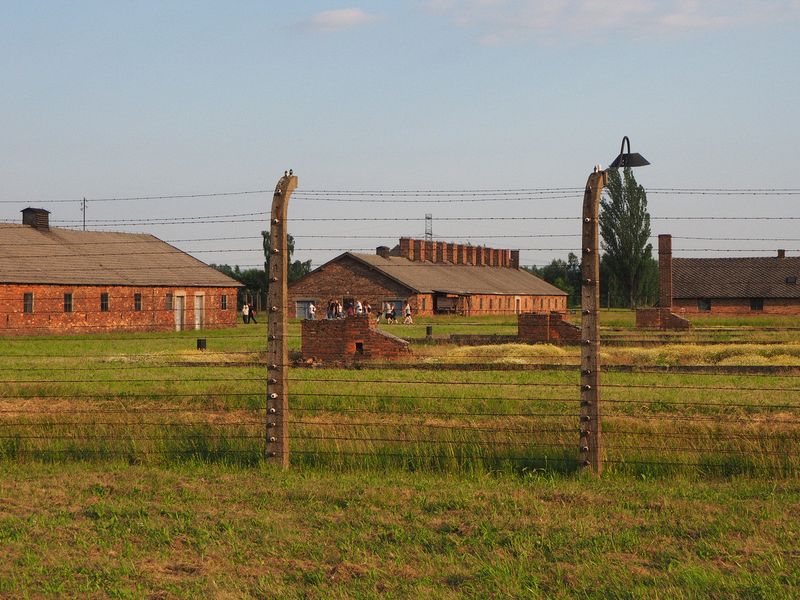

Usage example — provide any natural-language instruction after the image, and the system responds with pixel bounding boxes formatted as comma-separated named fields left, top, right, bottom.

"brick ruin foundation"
left=301, top=315, right=411, bottom=363
left=517, top=312, right=581, bottom=343
left=301, top=312, right=583, bottom=364
left=635, top=307, right=691, bottom=330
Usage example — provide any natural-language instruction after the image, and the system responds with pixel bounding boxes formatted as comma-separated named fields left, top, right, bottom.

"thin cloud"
left=305, top=8, right=382, bottom=32
left=425, top=0, right=800, bottom=44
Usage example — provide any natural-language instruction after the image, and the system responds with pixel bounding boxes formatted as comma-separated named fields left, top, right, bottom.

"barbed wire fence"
left=0, top=179, right=798, bottom=474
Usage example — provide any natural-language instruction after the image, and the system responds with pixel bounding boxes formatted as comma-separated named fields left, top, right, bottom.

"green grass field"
left=1, top=311, right=799, bottom=596
left=1, top=463, right=798, bottom=598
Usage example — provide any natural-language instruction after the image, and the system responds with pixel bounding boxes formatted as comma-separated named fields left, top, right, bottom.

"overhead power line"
left=2, top=186, right=799, bottom=205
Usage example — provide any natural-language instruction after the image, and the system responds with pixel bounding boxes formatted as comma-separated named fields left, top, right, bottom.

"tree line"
left=526, top=167, right=658, bottom=309
left=211, top=232, right=311, bottom=308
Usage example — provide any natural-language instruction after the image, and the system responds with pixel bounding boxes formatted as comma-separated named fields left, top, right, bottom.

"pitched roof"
left=673, top=257, right=800, bottom=299
left=0, top=224, right=241, bottom=287
left=336, top=253, right=566, bottom=296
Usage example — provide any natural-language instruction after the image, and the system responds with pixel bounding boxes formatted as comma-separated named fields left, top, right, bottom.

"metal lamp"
left=608, top=136, right=650, bottom=169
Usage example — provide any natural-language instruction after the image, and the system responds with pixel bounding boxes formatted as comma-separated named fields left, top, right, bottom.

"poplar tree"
left=599, top=167, right=655, bottom=308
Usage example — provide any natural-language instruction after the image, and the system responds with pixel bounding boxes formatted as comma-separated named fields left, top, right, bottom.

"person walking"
left=242, top=302, right=249, bottom=324
left=308, top=302, right=316, bottom=320
left=403, top=302, right=413, bottom=325
left=355, top=299, right=363, bottom=316
left=248, top=303, right=257, bottom=324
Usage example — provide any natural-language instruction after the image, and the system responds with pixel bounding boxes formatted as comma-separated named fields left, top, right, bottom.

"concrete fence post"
left=266, top=170, right=297, bottom=468
left=580, top=169, right=607, bottom=475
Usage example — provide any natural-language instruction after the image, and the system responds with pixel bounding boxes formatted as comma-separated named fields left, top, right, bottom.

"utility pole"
left=265, top=170, right=297, bottom=468
left=425, top=213, right=433, bottom=242
left=82, top=197, right=86, bottom=231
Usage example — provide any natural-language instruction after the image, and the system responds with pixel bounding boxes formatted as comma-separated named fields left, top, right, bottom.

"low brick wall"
left=635, top=308, right=691, bottom=330
left=301, top=316, right=411, bottom=363
left=517, top=312, right=581, bottom=343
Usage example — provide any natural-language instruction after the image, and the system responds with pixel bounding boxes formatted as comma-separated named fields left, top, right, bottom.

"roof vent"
left=376, top=246, right=390, bottom=258
left=787, top=276, right=798, bottom=285
left=778, top=249, right=786, bottom=259
left=21, top=207, right=50, bottom=230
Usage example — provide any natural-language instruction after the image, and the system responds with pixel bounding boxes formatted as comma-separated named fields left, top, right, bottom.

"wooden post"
left=266, top=171, right=297, bottom=468
left=580, top=169, right=607, bottom=474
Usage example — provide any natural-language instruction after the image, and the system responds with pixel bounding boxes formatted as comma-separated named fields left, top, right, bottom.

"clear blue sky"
left=1, top=1, right=798, bottom=268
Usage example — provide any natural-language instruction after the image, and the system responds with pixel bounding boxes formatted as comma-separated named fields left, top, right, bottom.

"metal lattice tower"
left=424, top=213, right=433, bottom=242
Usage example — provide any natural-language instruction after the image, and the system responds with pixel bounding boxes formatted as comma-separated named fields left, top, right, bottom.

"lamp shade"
left=609, top=136, right=650, bottom=169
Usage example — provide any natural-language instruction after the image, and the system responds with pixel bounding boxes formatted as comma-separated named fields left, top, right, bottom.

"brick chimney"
left=436, top=242, right=445, bottom=263
left=376, top=246, right=390, bottom=258
left=425, top=240, right=435, bottom=263
left=510, top=250, right=520, bottom=269
left=658, top=234, right=673, bottom=309
left=22, top=208, right=50, bottom=230
left=447, top=242, right=456, bottom=263
left=778, top=249, right=786, bottom=259
left=414, top=239, right=425, bottom=262
left=399, top=237, right=413, bottom=260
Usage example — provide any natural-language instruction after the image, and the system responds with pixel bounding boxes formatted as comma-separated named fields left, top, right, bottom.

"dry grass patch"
left=440, top=343, right=570, bottom=365
left=606, top=343, right=800, bottom=366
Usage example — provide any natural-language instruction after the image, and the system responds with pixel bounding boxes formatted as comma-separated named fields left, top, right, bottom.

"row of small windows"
left=476, top=296, right=562, bottom=311
left=697, top=298, right=765, bottom=312
left=22, top=292, right=229, bottom=313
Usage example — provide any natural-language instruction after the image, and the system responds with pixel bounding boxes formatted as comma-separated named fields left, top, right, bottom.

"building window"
left=23, top=292, right=33, bottom=314
left=698, top=298, right=711, bottom=312
left=100, top=293, right=109, bottom=312
left=64, top=293, right=73, bottom=313
left=295, top=300, right=315, bottom=319
left=489, top=299, right=493, bottom=310
left=221, top=294, right=228, bottom=310
left=750, top=298, right=764, bottom=311
left=422, top=298, right=426, bottom=311
left=134, top=293, right=142, bottom=311
left=166, top=293, right=173, bottom=310
left=479, top=298, right=483, bottom=310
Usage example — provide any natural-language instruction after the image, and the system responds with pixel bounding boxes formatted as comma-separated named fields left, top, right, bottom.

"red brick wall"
left=288, top=256, right=412, bottom=318
left=518, top=312, right=581, bottom=342
left=0, top=283, right=238, bottom=335
left=635, top=308, right=691, bottom=330
left=301, top=315, right=411, bottom=362
left=463, top=294, right=567, bottom=316
left=673, top=297, right=800, bottom=315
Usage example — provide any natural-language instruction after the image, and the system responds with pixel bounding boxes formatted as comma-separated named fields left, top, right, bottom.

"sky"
left=1, top=1, right=799, bottom=269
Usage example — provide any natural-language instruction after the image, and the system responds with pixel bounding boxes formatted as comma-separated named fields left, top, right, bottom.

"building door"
left=174, top=294, right=186, bottom=331
left=194, top=294, right=205, bottom=330
left=515, top=297, right=521, bottom=314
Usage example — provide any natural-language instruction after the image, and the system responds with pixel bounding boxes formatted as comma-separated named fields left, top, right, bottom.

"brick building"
left=0, top=208, right=241, bottom=335
left=288, top=237, right=567, bottom=318
left=656, top=234, right=800, bottom=315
